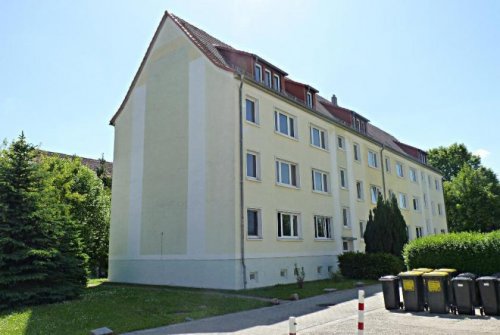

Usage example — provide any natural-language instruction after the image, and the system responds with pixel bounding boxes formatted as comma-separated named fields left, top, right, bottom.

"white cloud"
left=473, top=148, right=490, bottom=159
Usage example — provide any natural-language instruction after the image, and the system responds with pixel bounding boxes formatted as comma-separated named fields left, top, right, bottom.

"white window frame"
left=385, top=157, right=391, bottom=173
left=368, top=150, right=378, bottom=168
left=435, top=179, right=440, bottom=190
left=274, top=110, right=297, bottom=139
left=359, top=220, right=365, bottom=239
left=276, top=159, right=299, bottom=187
left=339, top=168, right=348, bottom=189
left=244, top=97, right=259, bottom=125
left=412, top=197, right=420, bottom=211
left=246, top=151, right=260, bottom=181
left=416, top=226, right=423, bottom=238
left=356, top=180, right=364, bottom=200
left=438, top=203, right=443, bottom=216
left=342, top=207, right=351, bottom=228
left=310, top=125, right=327, bottom=150
left=312, top=169, right=329, bottom=193
left=314, top=215, right=333, bottom=240
left=306, top=92, right=313, bottom=108
left=342, top=240, right=352, bottom=251
left=353, top=143, right=360, bottom=161
left=273, top=73, right=281, bottom=91
left=409, top=168, right=417, bottom=183
left=337, top=136, right=345, bottom=150
left=370, top=185, right=381, bottom=204
left=396, top=162, right=404, bottom=178
left=264, top=69, right=272, bottom=87
left=399, top=193, right=408, bottom=209
left=247, top=208, right=262, bottom=239
left=277, top=211, right=301, bottom=239
left=254, top=63, right=262, bottom=82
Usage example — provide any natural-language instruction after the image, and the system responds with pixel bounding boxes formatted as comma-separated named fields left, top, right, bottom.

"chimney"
left=331, top=94, right=338, bottom=106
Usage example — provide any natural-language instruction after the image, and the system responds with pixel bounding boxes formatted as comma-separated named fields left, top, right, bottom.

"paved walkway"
left=124, top=284, right=500, bottom=335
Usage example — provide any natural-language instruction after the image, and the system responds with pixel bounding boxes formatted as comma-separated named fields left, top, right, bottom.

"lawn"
left=237, top=278, right=379, bottom=300
left=0, top=279, right=270, bottom=335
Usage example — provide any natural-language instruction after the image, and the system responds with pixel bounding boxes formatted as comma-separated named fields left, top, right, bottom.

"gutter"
left=380, top=145, right=387, bottom=198
left=238, top=74, right=247, bottom=289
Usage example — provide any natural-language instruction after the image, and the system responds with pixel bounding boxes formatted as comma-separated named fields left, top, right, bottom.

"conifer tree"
left=0, top=134, right=87, bottom=309
left=363, top=193, right=408, bottom=257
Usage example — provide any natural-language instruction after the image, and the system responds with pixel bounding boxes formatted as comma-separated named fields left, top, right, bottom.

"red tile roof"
left=110, top=11, right=434, bottom=170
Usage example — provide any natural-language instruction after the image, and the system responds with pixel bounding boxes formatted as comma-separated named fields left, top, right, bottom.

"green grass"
left=236, top=278, right=378, bottom=300
left=0, top=280, right=269, bottom=335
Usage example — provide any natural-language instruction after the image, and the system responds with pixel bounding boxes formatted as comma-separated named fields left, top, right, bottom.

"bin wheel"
left=480, top=307, right=484, bottom=316
left=399, top=302, right=404, bottom=310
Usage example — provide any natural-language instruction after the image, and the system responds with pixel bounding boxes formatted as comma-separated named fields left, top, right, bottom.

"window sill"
left=274, top=131, right=299, bottom=142
left=276, top=183, right=300, bottom=190
left=368, top=165, right=379, bottom=170
left=277, top=237, right=302, bottom=242
left=244, top=120, right=260, bottom=128
left=247, top=237, right=263, bottom=241
left=314, top=238, right=335, bottom=242
left=357, top=198, right=364, bottom=202
left=312, top=190, right=331, bottom=196
left=246, top=177, right=262, bottom=183
left=340, top=187, right=349, bottom=191
left=354, top=160, right=361, bottom=164
left=310, top=144, right=329, bottom=153
left=343, top=226, right=352, bottom=230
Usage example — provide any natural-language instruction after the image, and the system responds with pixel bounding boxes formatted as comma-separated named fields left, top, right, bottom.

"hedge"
left=338, top=252, right=405, bottom=280
left=403, top=230, right=500, bottom=275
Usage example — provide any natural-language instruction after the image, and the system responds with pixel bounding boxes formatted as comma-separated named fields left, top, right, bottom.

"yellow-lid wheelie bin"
left=413, top=268, right=434, bottom=273
left=399, top=271, right=425, bottom=312
left=423, top=271, right=451, bottom=314
left=435, top=268, right=457, bottom=306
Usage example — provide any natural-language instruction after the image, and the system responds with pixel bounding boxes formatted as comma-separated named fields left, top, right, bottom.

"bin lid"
left=379, top=275, right=399, bottom=281
left=435, top=268, right=457, bottom=274
left=412, top=268, right=434, bottom=273
left=451, top=276, right=473, bottom=282
left=477, top=276, right=500, bottom=281
left=423, top=271, right=449, bottom=277
left=399, top=271, right=424, bottom=277
left=457, top=272, right=477, bottom=279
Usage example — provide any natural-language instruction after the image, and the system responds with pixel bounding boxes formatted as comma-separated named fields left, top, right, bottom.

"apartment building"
left=108, top=11, right=448, bottom=289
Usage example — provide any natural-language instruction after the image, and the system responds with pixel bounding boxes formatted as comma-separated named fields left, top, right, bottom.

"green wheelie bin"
left=399, top=271, right=425, bottom=312
left=423, top=271, right=451, bottom=314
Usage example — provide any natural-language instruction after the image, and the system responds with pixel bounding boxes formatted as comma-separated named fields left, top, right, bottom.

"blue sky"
left=1, top=0, right=499, bottom=175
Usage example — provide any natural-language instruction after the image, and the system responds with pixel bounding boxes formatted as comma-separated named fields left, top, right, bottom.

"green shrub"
left=338, top=252, right=405, bottom=280
left=403, top=231, right=500, bottom=275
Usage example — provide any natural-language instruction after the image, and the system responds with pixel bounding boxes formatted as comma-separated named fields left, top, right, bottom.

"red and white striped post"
left=358, top=289, right=365, bottom=335
left=289, top=316, right=297, bottom=335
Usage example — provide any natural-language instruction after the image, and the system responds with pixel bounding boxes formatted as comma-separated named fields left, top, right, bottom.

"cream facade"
left=108, top=12, right=448, bottom=289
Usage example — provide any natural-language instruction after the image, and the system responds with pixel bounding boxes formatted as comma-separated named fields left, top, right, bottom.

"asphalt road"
left=126, top=284, right=500, bottom=335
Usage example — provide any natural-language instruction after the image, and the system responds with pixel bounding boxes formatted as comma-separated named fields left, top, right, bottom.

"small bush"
left=338, top=252, right=405, bottom=280
left=403, top=230, right=500, bottom=275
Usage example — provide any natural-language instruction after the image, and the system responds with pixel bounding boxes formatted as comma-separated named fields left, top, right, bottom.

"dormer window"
left=254, top=64, right=262, bottom=82
left=264, top=69, right=272, bottom=87
left=273, top=74, right=281, bottom=92
left=306, top=92, right=313, bottom=108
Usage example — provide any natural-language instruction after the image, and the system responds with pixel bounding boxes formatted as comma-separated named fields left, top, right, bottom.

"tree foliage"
left=364, top=194, right=408, bottom=257
left=0, top=134, right=87, bottom=309
left=445, top=165, right=500, bottom=232
left=428, top=143, right=500, bottom=232
left=40, top=155, right=110, bottom=276
left=427, top=143, right=481, bottom=182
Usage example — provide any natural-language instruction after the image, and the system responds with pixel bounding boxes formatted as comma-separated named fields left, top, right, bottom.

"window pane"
left=314, top=171, right=322, bottom=191
left=246, top=153, right=256, bottom=178
left=326, top=218, right=331, bottom=238
left=280, top=162, right=290, bottom=184
left=323, top=174, right=328, bottom=192
left=245, top=99, right=255, bottom=122
left=247, top=210, right=258, bottom=236
left=291, top=165, right=297, bottom=186
left=277, top=213, right=281, bottom=236
left=316, top=217, right=324, bottom=237
left=312, top=128, right=320, bottom=147
left=320, top=131, right=326, bottom=149
left=292, top=215, right=298, bottom=236
left=279, top=113, right=288, bottom=134
left=289, top=117, right=295, bottom=137
left=274, top=112, right=278, bottom=131
left=282, top=214, right=291, bottom=236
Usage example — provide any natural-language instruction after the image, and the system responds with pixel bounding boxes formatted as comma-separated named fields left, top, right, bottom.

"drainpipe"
left=238, top=74, right=247, bottom=289
left=380, top=145, right=387, bottom=198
